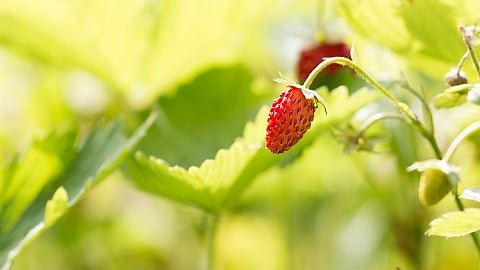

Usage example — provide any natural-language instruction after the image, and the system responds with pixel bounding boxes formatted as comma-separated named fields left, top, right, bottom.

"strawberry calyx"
left=273, top=77, right=328, bottom=115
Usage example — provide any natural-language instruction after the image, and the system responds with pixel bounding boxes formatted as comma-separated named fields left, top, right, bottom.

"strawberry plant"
left=2, top=0, right=480, bottom=270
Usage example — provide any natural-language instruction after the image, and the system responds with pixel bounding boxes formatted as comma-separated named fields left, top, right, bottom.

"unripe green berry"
left=418, top=169, right=451, bottom=206
left=444, top=69, right=468, bottom=86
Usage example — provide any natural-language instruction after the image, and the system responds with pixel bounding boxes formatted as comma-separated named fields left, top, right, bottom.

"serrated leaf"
left=433, top=84, right=471, bottom=108
left=125, top=87, right=379, bottom=212
left=460, top=186, right=480, bottom=203
left=0, top=113, right=155, bottom=270
left=427, top=208, right=480, bottom=237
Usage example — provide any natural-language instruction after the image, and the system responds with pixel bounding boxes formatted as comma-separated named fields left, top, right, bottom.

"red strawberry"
left=266, top=85, right=318, bottom=154
left=296, top=42, right=351, bottom=83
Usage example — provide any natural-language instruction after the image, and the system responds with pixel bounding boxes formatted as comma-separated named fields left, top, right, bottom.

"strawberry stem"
left=460, top=24, right=480, bottom=78
left=443, top=121, right=480, bottom=163
left=305, top=56, right=480, bottom=256
left=303, top=56, right=443, bottom=158
left=357, top=112, right=406, bottom=137
left=203, top=211, right=221, bottom=270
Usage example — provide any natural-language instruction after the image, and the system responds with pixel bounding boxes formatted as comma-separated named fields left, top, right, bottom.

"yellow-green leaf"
left=427, top=208, right=480, bottom=237
left=44, top=186, right=68, bottom=227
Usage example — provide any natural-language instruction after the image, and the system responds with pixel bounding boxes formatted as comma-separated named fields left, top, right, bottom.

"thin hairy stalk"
left=304, top=56, right=480, bottom=256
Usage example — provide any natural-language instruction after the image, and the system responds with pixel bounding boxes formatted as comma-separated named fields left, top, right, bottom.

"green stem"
left=304, top=56, right=480, bottom=256
left=456, top=51, right=470, bottom=73
left=204, top=212, right=221, bottom=270
left=453, top=188, right=480, bottom=254
left=424, top=132, right=442, bottom=160
left=443, top=122, right=480, bottom=162
left=441, top=121, right=480, bottom=255
left=441, top=121, right=480, bottom=256
left=460, top=25, right=480, bottom=77
left=303, top=57, right=400, bottom=102
left=304, top=57, right=441, bottom=157
left=357, top=112, right=406, bottom=136
left=466, top=41, right=480, bottom=77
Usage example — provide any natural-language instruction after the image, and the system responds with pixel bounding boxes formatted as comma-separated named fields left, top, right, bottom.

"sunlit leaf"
left=125, top=87, right=379, bottom=212
left=0, top=113, right=155, bottom=270
left=136, top=65, right=266, bottom=168
left=337, top=0, right=468, bottom=79
left=427, top=208, right=480, bottom=237
left=0, top=0, right=276, bottom=107
left=433, top=84, right=471, bottom=108
left=44, top=186, right=68, bottom=227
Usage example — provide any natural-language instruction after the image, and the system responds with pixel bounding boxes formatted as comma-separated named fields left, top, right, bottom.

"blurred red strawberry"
left=296, top=42, right=351, bottom=84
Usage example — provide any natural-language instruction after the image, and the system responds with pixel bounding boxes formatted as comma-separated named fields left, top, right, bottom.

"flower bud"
left=418, top=169, right=451, bottom=206
left=467, top=84, right=480, bottom=105
left=444, top=69, right=468, bottom=86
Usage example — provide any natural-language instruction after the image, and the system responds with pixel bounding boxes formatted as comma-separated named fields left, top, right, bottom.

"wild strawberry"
left=266, top=85, right=322, bottom=154
left=296, top=42, right=351, bottom=84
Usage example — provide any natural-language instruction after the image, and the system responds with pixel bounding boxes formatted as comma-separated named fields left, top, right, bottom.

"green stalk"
left=465, top=41, right=480, bottom=77
left=304, top=57, right=399, bottom=103
left=441, top=121, right=480, bottom=255
left=357, top=112, right=406, bottom=136
left=304, top=56, right=480, bottom=256
left=443, top=122, right=480, bottom=163
left=303, top=57, right=440, bottom=156
left=204, top=211, right=221, bottom=270
left=460, top=25, right=480, bottom=78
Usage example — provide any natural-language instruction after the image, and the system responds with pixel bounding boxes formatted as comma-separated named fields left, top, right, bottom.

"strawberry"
left=296, top=42, right=351, bottom=84
left=266, top=85, right=319, bottom=154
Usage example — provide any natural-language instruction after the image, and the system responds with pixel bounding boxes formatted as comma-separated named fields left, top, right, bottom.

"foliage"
left=125, top=87, right=377, bottom=213
left=0, top=116, right=155, bottom=269
left=1, top=0, right=480, bottom=270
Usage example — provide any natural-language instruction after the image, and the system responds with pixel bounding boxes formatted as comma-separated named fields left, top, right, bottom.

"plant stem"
left=443, top=122, right=480, bottom=255
left=453, top=190, right=480, bottom=254
left=357, top=112, right=406, bottom=136
left=466, top=40, right=480, bottom=77
left=443, top=122, right=480, bottom=162
left=456, top=51, right=470, bottom=73
left=305, top=56, right=480, bottom=256
left=460, top=25, right=480, bottom=77
left=303, top=57, right=399, bottom=102
left=440, top=121, right=480, bottom=255
left=204, top=212, right=221, bottom=270
left=424, top=132, right=443, bottom=160
left=304, top=57, right=441, bottom=157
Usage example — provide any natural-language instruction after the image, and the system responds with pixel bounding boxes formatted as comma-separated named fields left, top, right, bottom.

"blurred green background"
left=2, top=0, right=480, bottom=269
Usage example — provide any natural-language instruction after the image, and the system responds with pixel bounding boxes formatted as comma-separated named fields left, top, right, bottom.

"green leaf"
left=337, top=0, right=469, bottom=79
left=427, top=208, right=480, bottom=237
left=433, top=84, right=471, bottom=108
left=125, top=87, right=379, bottom=212
left=44, top=186, right=68, bottom=227
left=0, top=0, right=276, bottom=106
left=136, top=65, right=266, bottom=168
left=0, top=113, right=155, bottom=270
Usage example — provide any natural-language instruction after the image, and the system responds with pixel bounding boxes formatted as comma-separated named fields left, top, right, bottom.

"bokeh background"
left=2, top=0, right=480, bottom=269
